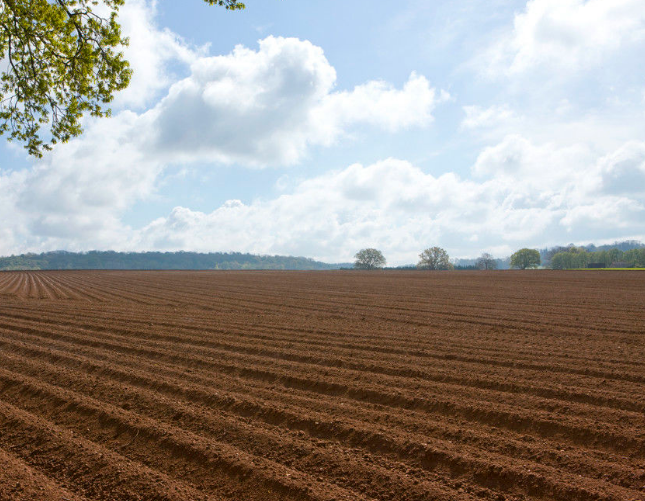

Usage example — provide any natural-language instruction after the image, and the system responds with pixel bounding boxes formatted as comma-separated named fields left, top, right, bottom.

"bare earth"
left=0, top=270, right=643, bottom=501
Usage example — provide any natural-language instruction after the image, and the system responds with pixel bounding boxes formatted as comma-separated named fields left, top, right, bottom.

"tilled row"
left=0, top=311, right=641, bottom=424
left=1, top=305, right=643, bottom=402
left=2, top=289, right=643, bottom=392
left=0, top=366, right=370, bottom=501
left=1, top=338, right=643, bottom=497
left=0, top=353, right=474, bottom=501
left=1, top=333, right=635, bottom=472
left=0, top=447, right=87, bottom=501
left=0, top=350, right=638, bottom=501
left=0, top=270, right=644, bottom=501
left=0, top=317, right=641, bottom=458
left=4, top=270, right=645, bottom=337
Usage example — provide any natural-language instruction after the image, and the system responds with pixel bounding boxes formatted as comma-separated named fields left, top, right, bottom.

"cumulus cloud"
left=3, top=112, right=159, bottom=248
left=320, top=72, right=446, bottom=133
left=135, top=159, right=486, bottom=263
left=0, top=0, right=202, bottom=247
left=0, top=170, right=28, bottom=256
left=0, top=32, right=443, bottom=247
left=4, top=132, right=645, bottom=262
left=559, top=197, right=644, bottom=231
left=472, top=134, right=594, bottom=189
left=472, top=136, right=645, bottom=240
left=148, top=36, right=337, bottom=166
left=133, top=140, right=645, bottom=263
left=148, top=37, right=443, bottom=166
left=112, top=0, right=200, bottom=109
left=595, top=141, right=645, bottom=196
left=0, top=125, right=157, bottom=254
left=486, top=0, right=645, bottom=75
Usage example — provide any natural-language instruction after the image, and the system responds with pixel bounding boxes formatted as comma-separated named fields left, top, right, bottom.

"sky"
left=1, top=0, right=645, bottom=265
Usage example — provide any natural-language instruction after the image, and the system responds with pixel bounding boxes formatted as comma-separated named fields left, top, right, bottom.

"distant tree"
left=624, top=248, right=645, bottom=267
left=475, top=252, right=497, bottom=270
left=550, top=252, right=567, bottom=270
left=417, top=247, right=453, bottom=270
left=608, top=248, right=623, bottom=263
left=454, top=264, right=478, bottom=270
left=510, top=248, right=541, bottom=269
left=354, top=248, right=386, bottom=270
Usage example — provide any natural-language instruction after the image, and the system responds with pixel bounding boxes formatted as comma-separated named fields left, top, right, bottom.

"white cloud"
left=4, top=131, right=645, bottom=263
left=134, top=140, right=645, bottom=263
left=0, top=33, right=443, bottom=248
left=472, top=134, right=594, bottom=189
left=112, top=0, right=201, bottom=109
left=135, top=159, right=485, bottom=263
left=487, top=0, right=645, bottom=75
left=471, top=135, right=645, bottom=241
left=5, top=112, right=161, bottom=248
left=148, top=37, right=443, bottom=166
left=595, top=141, right=645, bottom=196
left=559, top=197, right=644, bottom=231
left=0, top=170, right=28, bottom=256
left=321, top=72, right=446, bottom=133
left=147, top=36, right=337, bottom=166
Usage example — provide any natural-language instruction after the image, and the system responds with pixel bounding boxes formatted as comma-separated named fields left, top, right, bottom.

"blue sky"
left=1, top=0, right=645, bottom=264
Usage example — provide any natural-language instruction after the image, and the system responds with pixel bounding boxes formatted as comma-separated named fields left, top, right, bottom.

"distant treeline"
left=540, top=240, right=643, bottom=262
left=0, top=251, right=351, bottom=271
left=452, top=258, right=510, bottom=270
left=549, top=247, right=645, bottom=269
left=539, top=240, right=644, bottom=269
left=2, top=241, right=644, bottom=271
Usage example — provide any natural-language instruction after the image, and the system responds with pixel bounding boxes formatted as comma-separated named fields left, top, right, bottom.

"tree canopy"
left=354, top=248, right=386, bottom=270
left=417, top=247, right=453, bottom=270
left=550, top=247, right=645, bottom=269
left=0, top=0, right=245, bottom=156
left=510, top=248, right=541, bottom=269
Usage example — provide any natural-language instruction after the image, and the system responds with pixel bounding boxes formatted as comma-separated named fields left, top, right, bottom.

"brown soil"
left=0, top=270, right=644, bottom=500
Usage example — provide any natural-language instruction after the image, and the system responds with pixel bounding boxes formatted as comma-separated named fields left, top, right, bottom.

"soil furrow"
left=1, top=270, right=643, bottom=501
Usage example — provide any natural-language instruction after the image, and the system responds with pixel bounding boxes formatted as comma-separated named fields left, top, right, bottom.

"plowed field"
left=0, top=270, right=644, bottom=501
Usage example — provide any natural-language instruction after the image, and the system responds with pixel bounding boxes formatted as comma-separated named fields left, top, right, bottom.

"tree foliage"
left=475, top=252, right=497, bottom=270
left=417, top=246, right=453, bottom=270
left=550, top=247, right=645, bottom=269
left=0, top=0, right=244, bottom=156
left=354, top=248, right=386, bottom=270
left=510, top=248, right=541, bottom=269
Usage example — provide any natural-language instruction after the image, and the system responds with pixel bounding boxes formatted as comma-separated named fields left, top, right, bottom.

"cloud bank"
left=134, top=140, right=645, bottom=263
left=486, top=0, right=645, bottom=75
left=2, top=0, right=645, bottom=264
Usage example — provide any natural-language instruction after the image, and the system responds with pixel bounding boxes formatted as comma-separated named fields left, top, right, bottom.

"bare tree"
left=476, top=252, right=497, bottom=270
